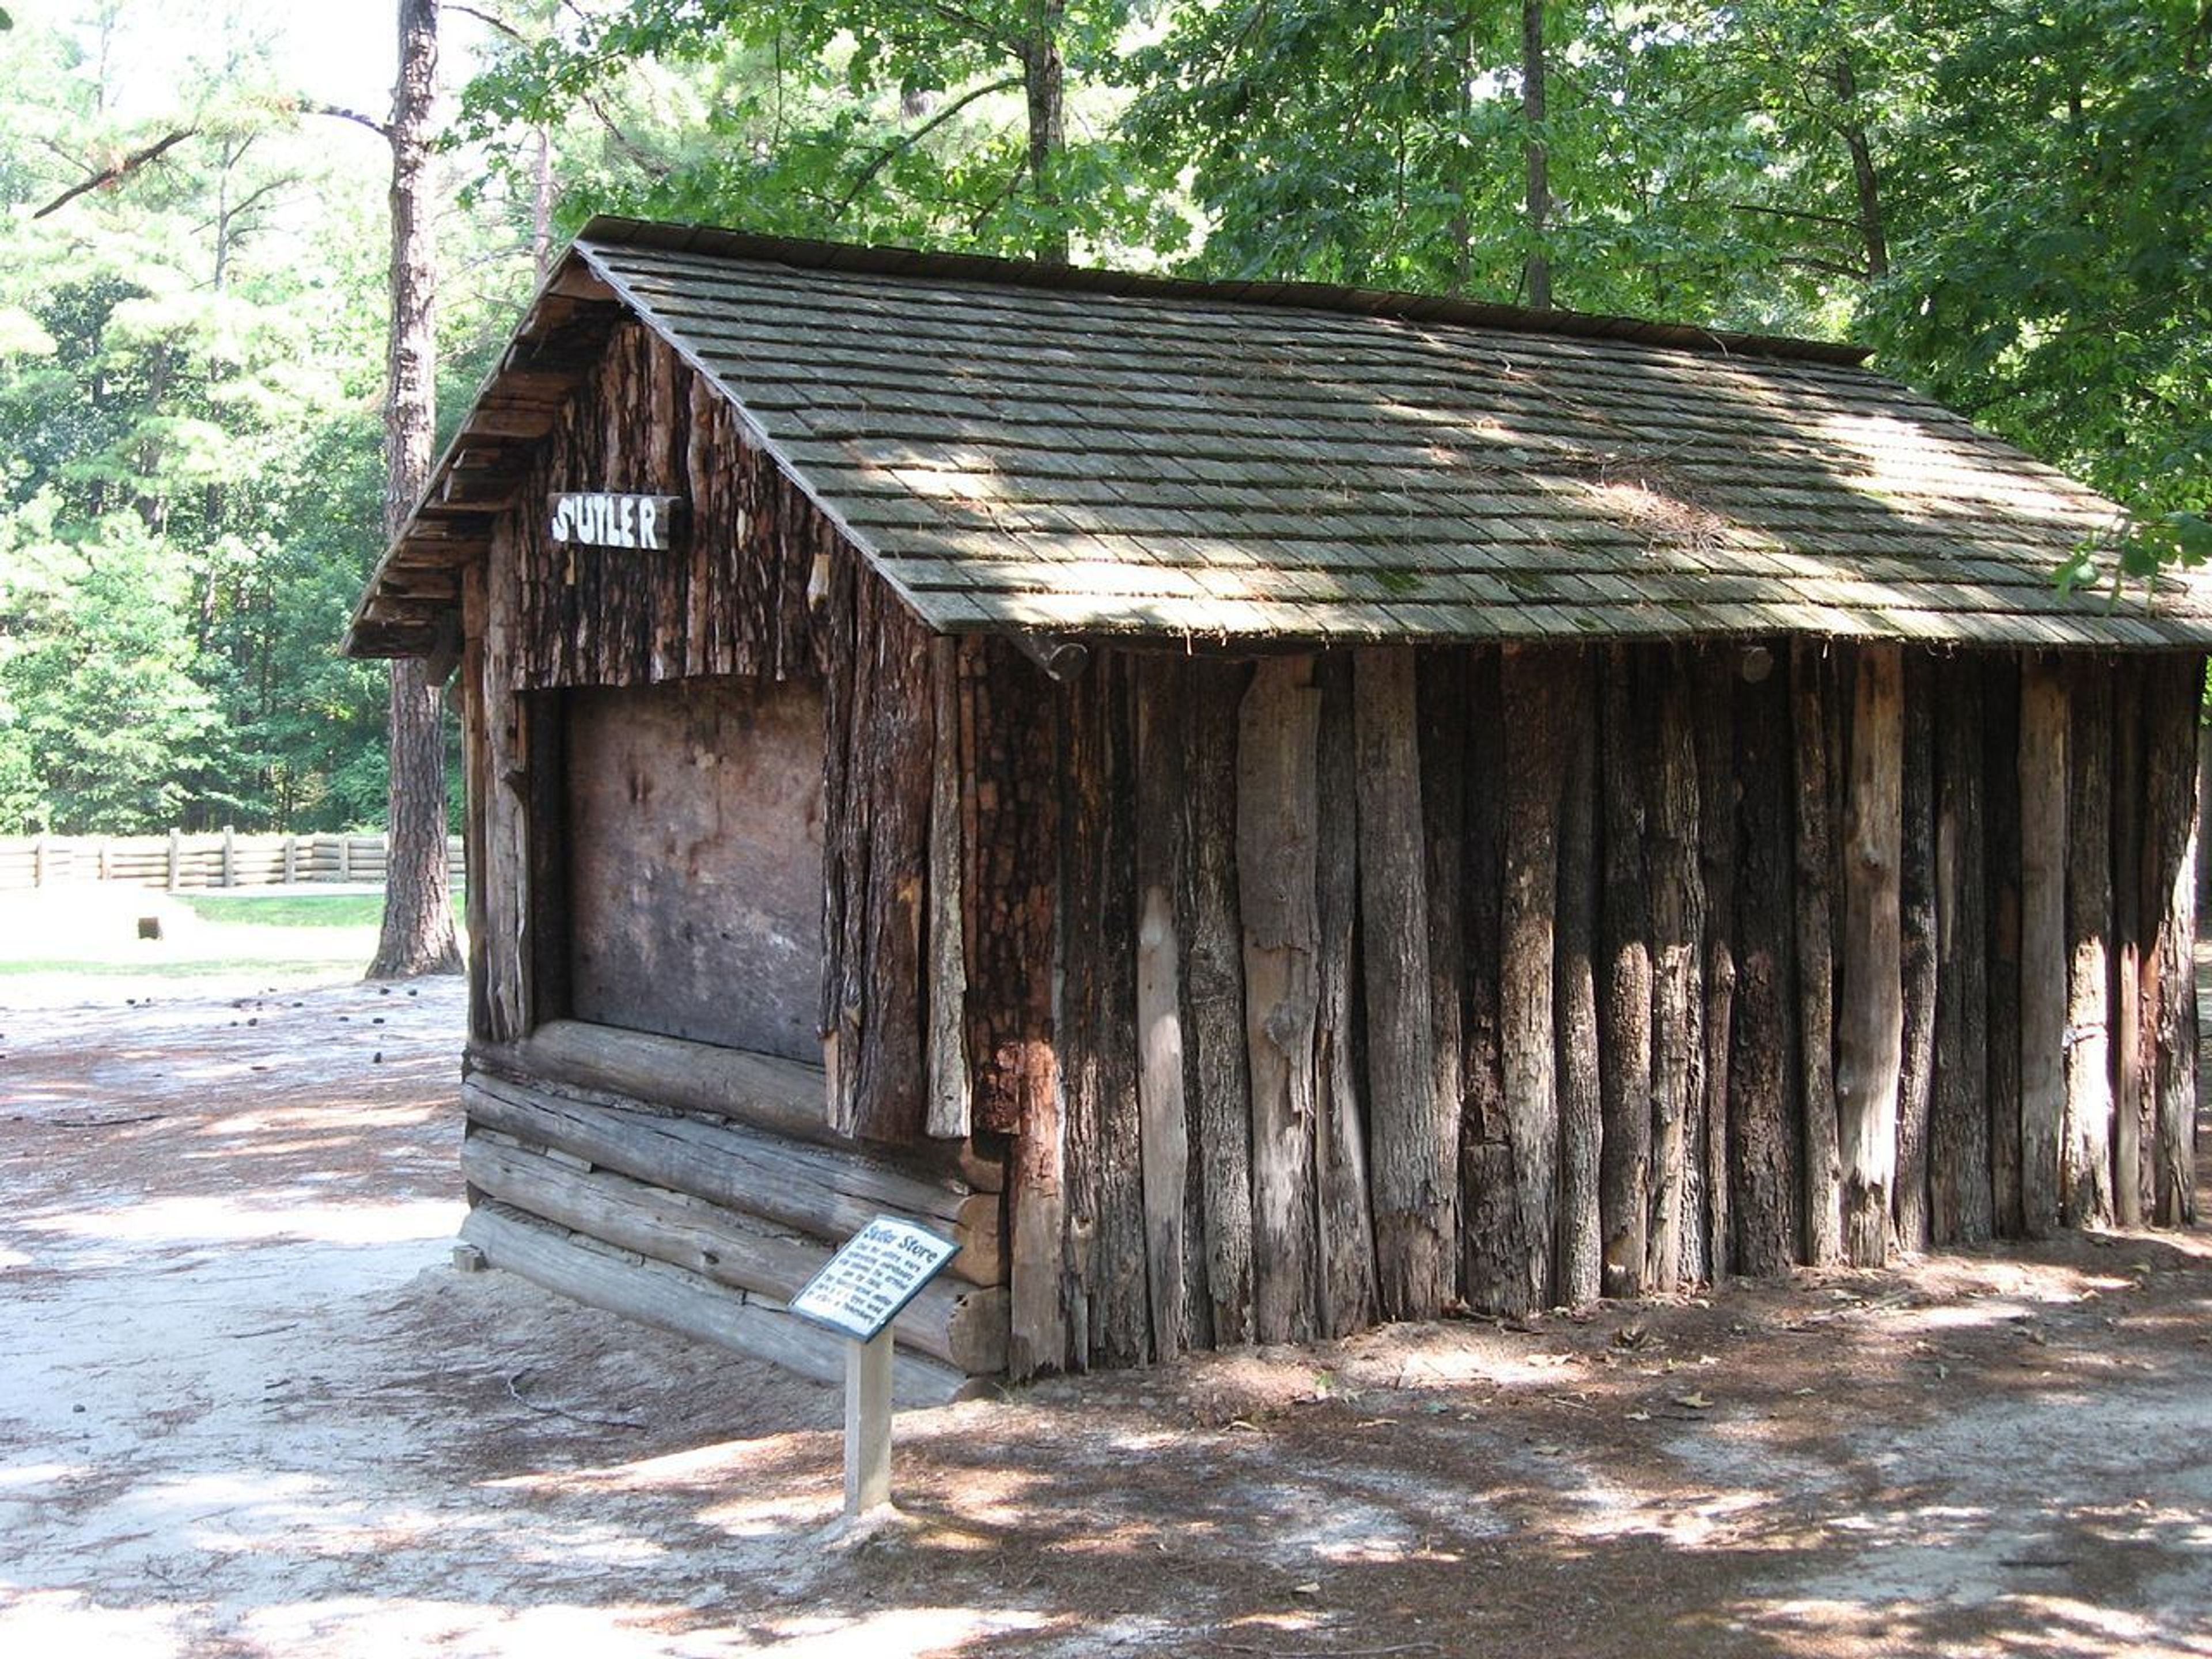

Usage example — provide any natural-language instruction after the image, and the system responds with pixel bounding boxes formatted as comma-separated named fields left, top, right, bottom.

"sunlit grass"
left=177, top=892, right=465, bottom=930
left=0, top=886, right=468, bottom=987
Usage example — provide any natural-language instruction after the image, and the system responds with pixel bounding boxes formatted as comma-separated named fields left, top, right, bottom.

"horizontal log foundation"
left=460, top=1201, right=969, bottom=1403
left=460, top=1069, right=1005, bottom=1287
left=472, top=1021, right=1005, bottom=1191
left=462, top=1128, right=1007, bottom=1373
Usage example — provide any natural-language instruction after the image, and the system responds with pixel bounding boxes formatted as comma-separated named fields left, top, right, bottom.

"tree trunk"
left=1520, top=0, right=1551, bottom=308
left=1020, top=1, right=1070, bottom=266
left=1831, top=50, right=1891, bottom=279
left=1837, top=646, right=1903, bottom=1267
left=368, top=0, right=460, bottom=982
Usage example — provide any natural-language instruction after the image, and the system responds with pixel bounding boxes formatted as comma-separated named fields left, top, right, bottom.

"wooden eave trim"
left=344, top=249, right=623, bottom=659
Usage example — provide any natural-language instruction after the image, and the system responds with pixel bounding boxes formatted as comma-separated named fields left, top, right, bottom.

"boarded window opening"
left=563, top=676, right=825, bottom=1062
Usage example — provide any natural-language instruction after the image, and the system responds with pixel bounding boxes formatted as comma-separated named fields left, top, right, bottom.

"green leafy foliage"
left=4, top=0, right=2206, bottom=843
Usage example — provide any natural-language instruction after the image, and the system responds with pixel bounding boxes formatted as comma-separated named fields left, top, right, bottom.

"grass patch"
left=177, top=891, right=467, bottom=929
left=0, top=885, right=468, bottom=992
left=0, top=956, right=372, bottom=980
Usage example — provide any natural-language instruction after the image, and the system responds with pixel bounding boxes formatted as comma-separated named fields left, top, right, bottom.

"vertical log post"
left=1134, top=656, right=1194, bottom=1359
left=1501, top=645, right=1567, bottom=1309
left=2111, top=660, right=2146, bottom=1228
left=1186, top=659, right=1255, bottom=1346
left=1792, top=643, right=1843, bottom=1266
left=848, top=601, right=933, bottom=1146
left=1985, top=658, right=2025, bottom=1236
left=1240, top=656, right=1322, bottom=1343
left=1357, top=647, right=1453, bottom=1319
left=925, top=637, right=972, bottom=1140
left=1461, top=649, right=1526, bottom=1309
left=1599, top=647, right=1654, bottom=1296
left=1418, top=650, right=1472, bottom=1305
left=1930, top=654, right=1992, bottom=1243
left=1094, top=661, right=1147, bottom=1366
left=1694, top=649, right=1738, bottom=1282
left=1056, top=658, right=1146, bottom=1368
left=2017, top=659, right=2069, bottom=1237
left=2063, top=660, right=2115, bottom=1227
left=964, top=639, right=1065, bottom=1380
left=1315, top=655, right=1378, bottom=1335
left=1645, top=649, right=1705, bottom=1290
left=1555, top=650, right=1603, bottom=1305
left=2147, top=655, right=2201, bottom=1226
left=1837, top=645, right=1904, bottom=1267
left=460, top=566, right=493, bottom=1042
left=1731, top=644, right=1798, bottom=1275
left=1893, top=654, right=1938, bottom=1251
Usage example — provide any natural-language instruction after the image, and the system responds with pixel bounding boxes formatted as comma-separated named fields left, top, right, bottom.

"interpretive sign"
left=789, top=1216, right=961, bottom=1343
left=548, top=491, right=683, bottom=551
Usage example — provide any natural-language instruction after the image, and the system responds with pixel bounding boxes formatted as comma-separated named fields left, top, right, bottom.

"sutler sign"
left=548, top=491, right=681, bottom=551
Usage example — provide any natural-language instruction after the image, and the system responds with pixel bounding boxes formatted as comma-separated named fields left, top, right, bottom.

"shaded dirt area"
left=2, top=972, right=2210, bottom=1657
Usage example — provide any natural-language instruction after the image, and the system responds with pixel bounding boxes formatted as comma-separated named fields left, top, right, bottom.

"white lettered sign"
left=789, top=1216, right=961, bottom=1343
left=548, top=492, right=681, bottom=551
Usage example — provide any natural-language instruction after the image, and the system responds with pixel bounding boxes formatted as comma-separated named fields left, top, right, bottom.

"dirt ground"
left=3, top=959, right=2211, bottom=1656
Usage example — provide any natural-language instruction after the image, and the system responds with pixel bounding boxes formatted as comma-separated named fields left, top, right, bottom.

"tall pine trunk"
left=368, top=0, right=460, bottom=980
left=1521, top=0, right=1552, bottom=308
left=1021, top=0, right=1069, bottom=267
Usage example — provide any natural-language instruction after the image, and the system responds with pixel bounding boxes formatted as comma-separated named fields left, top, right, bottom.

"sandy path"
left=0, top=978, right=876, bottom=1657
left=5, top=971, right=2212, bottom=1657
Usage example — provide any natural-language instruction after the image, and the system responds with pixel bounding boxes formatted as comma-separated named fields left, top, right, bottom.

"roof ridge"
left=573, top=215, right=1874, bottom=370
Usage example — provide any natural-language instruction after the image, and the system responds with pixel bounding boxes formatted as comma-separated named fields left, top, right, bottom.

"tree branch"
left=1778, top=252, right=1873, bottom=282
left=836, top=73, right=1024, bottom=215
left=1728, top=199, right=1865, bottom=232
left=33, top=128, right=196, bottom=218
left=313, top=104, right=392, bottom=141
left=446, top=2, right=527, bottom=43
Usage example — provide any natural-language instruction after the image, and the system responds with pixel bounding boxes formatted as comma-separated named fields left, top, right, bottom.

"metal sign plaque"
left=789, top=1216, right=961, bottom=1343
left=548, top=492, right=682, bottom=551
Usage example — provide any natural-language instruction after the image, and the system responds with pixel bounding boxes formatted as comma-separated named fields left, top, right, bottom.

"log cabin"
left=347, top=217, right=2212, bottom=1395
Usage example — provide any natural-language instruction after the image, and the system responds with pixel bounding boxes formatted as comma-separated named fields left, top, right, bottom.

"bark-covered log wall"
left=1004, top=638, right=2203, bottom=1377
left=447, top=315, right=2201, bottom=1386
left=449, top=321, right=1013, bottom=1389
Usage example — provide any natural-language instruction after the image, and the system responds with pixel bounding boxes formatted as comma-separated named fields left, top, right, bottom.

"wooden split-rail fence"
left=0, top=831, right=467, bottom=893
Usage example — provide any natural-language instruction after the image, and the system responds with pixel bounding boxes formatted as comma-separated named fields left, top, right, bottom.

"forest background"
left=0, top=0, right=2205, bottom=839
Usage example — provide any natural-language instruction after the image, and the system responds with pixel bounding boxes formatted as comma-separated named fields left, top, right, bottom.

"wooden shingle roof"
left=348, top=217, right=2212, bottom=657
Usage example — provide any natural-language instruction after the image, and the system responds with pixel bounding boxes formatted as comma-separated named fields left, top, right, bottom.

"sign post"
left=789, top=1215, right=962, bottom=1520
